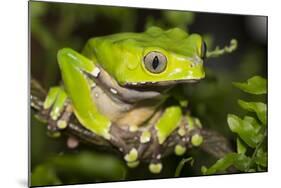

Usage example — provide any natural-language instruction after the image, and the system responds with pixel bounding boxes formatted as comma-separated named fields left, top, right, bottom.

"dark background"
left=30, top=1, right=267, bottom=186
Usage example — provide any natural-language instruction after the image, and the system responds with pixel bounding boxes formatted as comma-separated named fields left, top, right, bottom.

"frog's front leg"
left=56, top=48, right=111, bottom=139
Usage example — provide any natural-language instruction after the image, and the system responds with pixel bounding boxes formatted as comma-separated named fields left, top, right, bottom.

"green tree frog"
left=43, top=26, right=206, bottom=173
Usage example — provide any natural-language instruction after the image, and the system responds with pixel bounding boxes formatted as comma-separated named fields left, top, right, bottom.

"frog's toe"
left=127, top=160, right=140, bottom=168
left=56, top=105, right=73, bottom=130
left=124, top=148, right=138, bottom=162
left=174, top=144, right=186, bottom=156
left=44, top=87, right=67, bottom=121
left=57, top=120, right=67, bottom=129
left=191, top=133, right=203, bottom=147
left=140, top=130, right=151, bottom=143
left=124, top=148, right=140, bottom=168
left=47, top=123, right=58, bottom=132
left=149, top=162, right=163, bottom=174
left=50, top=91, right=67, bottom=120
left=46, top=128, right=61, bottom=138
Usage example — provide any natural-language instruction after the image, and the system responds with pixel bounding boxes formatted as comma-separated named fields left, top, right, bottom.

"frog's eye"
left=143, top=51, right=167, bottom=73
left=201, top=41, right=207, bottom=59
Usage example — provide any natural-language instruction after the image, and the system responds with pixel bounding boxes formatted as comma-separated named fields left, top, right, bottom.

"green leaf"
left=233, top=76, right=267, bottom=95
left=174, top=157, right=194, bottom=177
left=31, top=164, right=62, bottom=187
left=233, top=154, right=252, bottom=171
left=201, top=153, right=236, bottom=175
left=237, top=138, right=247, bottom=154
left=32, top=151, right=127, bottom=186
left=51, top=151, right=127, bottom=181
left=227, top=114, right=263, bottom=148
left=201, top=153, right=251, bottom=175
left=255, top=148, right=268, bottom=167
left=238, top=100, right=267, bottom=125
left=163, top=11, right=195, bottom=28
left=242, top=116, right=264, bottom=144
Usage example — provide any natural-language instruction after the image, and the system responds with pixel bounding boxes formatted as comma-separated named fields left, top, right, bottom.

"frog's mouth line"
left=124, top=78, right=202, bottom=88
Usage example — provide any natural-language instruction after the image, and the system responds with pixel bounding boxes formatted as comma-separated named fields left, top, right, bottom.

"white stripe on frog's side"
left=110, top=88, right=118, bottom=94
left=89, top=66, right=165, bottom=103
left=91, top=67, right=101, bottom=77
left=156, top=154, right=161, bottom=160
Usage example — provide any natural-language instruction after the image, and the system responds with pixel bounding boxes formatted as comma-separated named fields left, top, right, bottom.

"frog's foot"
left=149, top=143, right=163, bottom=174
left=124, top=147, right=140, bottom=168
left=43, top=87, right=71, bottom=131
left=174, top=125, right=189, bottom=156
left=136, top=129, right=152, bottom=156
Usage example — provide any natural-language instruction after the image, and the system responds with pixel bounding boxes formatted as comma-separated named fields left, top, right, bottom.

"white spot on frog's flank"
left=92, top=67, right=101, bottom=77
left=110, top=88, right=118, bottom=94
left=91, top=82, right=96, bottom=88
left=156, top=154, right=161, bottom=160
left=132, top=82, right=137, bottom=85
left=95, top=93, right=99, bottom=98
left=140, top=82, right=146, bottom=84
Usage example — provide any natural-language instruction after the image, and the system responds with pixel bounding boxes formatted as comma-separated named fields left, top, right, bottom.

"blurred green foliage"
left=145, top=11, right=194, bottom=30
left=31, top=151, right=127, bottom=186
left=202, top=76, right=267, bottom=174
left=30, top=1, right=267, bottom=186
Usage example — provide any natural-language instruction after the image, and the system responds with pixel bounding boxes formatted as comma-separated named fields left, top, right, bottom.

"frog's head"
left=87, top=27, right=206, bottom=88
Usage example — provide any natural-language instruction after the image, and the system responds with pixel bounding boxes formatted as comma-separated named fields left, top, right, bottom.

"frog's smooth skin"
left=44, top=27, right=206, bottom=173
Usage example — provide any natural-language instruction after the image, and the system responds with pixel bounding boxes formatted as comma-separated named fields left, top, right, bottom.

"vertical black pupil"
left=152, top=56, right=159, bottom=69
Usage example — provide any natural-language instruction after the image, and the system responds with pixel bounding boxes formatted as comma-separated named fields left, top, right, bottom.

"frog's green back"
left=83, top=27, right=205, bottom=85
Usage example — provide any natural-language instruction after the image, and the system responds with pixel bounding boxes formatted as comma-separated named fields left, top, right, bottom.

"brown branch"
left=31, top=79, right=232, bottom=165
